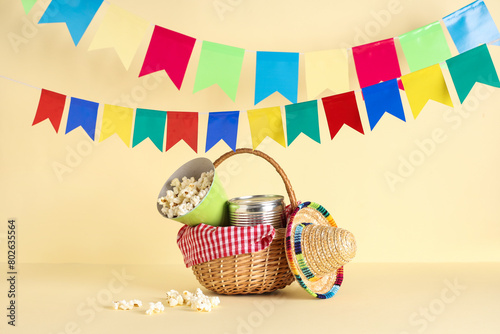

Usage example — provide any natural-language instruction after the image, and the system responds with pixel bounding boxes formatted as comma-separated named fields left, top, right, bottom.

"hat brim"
left=285, top=201, right=344, bottom=299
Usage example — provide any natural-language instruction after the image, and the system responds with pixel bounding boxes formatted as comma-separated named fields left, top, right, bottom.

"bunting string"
left=24, top=0, right=500, bottom=103
left=9, top=0, right=500, bottom=152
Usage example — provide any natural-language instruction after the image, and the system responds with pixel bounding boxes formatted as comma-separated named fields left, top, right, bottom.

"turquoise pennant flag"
left=132, top=109, right=167, bottom=151
left=38, top=0, right=104, bottom=45
left=205, top=111, right=239, bottom=152
left=193, top=42, right=245, bottom=101
left=443, top=0, right=500, bottom=53
left=65, top=98, right=99, bottom=140
left=362, top=79, right=406, bottom=130
left=255, top=51, right=299, bottom=105
left=446, top=44, right=500, bottom=103
left=284, top=100, right=321, bottom=146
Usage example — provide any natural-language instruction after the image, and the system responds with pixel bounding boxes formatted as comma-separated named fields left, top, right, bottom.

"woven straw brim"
left=285, top=202, right=344, bottom=299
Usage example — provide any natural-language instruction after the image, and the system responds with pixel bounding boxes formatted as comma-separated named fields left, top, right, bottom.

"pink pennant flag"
left=32, top=89, right=66, bottom=133
left=352, top=38, right=402, bottom=89
left=139, top=25, right=196, bottom=90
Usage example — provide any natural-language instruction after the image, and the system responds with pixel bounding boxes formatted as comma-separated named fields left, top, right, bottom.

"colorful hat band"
left=294, top=223, right=320, bottom=282
left=285, top=201, right=345, bottom=299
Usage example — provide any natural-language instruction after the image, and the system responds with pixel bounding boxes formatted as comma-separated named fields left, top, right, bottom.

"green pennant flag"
left=21, top=0, right=37, bottom=14
left=399, top=21, right=452, bottom=72
left=193, top=41, right=245, bottom=101
left=285, top=100, right=321, bottom=146
left=446, top=44, right=500, bottom=103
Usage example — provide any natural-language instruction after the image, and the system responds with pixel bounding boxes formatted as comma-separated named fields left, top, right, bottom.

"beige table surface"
left=1, top=263, right=499, bottom=334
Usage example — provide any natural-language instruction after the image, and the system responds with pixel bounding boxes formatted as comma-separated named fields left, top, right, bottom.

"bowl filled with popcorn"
left=157, top=157, right=228, bottom=227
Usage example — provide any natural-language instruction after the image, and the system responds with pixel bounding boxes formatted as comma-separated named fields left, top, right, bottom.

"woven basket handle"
left=213, top=148, right=298, bottom=212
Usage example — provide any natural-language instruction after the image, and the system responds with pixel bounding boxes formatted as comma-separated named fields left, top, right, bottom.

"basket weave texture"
left=191, top=149, right=296, bottom=295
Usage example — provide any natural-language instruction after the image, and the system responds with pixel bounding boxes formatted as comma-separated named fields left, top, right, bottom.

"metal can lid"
left=228, top=195, right=284, bottom=208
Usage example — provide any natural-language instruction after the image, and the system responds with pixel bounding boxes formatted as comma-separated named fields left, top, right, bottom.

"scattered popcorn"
left=183, top=288, right=220, bottom=313
left=168, top=298, right=179, bottom=307
left=158, top=170, right=215, bottom=219
left=131, top=299, right=142, bottom=307
left=191, top=298, right=211, bottom=312
left=112, top=299, right=142, bottom=311
left=182, top=290, right=194, bottom=306
left=111, top=289, right=220, bottom=315
left=166, top=290, right=184, bottom=307
left=145, top=302, right=165, bottom=315
left=210, top=296, right=221, bottom=307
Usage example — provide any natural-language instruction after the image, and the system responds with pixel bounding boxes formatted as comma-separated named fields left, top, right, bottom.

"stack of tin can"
left=227, top=195, right=286, bottom=229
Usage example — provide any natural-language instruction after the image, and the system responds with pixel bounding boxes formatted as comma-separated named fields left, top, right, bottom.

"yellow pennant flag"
left=88, top=4, right=149, bottom=70
left=99, top=105, right=134, bottom=146
left=247, top=107, right=286, bottom=149
left=401, top=64, right=453, bottom=119
left=304, top=49, right=349, bottom=99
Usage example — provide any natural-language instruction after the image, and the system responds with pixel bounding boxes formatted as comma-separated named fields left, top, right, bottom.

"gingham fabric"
left=176, top=223, right=276, bottom=267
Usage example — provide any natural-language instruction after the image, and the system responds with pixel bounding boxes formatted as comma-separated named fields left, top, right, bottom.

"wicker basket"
left=191, top=149, right=297, bottom=295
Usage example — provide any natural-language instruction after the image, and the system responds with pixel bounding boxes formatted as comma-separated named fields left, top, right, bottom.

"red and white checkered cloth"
left=176, top=224, right=276, bottom=267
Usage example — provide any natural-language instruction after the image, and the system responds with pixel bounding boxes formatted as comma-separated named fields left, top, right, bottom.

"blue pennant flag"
left=255, top=51, right=299, bottom=105
left=65, top=97, right=99, bottom=140
left=443, top=0, right=500, bottom=53
left=132, top=109, right=167, bottom=151
left=205, top=111, right=239, bottom=152
left=39, top=0, right=104, bottom=45
left=362, top=79, right=406, bottom=130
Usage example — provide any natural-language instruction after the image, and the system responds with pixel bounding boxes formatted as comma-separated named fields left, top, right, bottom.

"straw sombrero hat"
left=285, top=201, right=357, bottom=299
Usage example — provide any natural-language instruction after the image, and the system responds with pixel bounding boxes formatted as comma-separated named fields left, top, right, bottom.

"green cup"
left=157, top=157, right=228, bottom=227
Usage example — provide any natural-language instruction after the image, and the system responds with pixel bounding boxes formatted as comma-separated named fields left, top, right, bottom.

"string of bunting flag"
left=17, top=0, right=500, bottom=152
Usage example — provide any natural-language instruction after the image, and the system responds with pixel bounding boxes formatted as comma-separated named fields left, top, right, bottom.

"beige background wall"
left=1, top=0, right=499, bottom=265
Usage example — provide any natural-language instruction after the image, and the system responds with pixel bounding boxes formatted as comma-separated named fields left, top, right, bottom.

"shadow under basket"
left=190, top=149, right=297, bottom=295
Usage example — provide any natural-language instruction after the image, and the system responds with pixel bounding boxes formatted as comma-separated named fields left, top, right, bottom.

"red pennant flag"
left=166, top=112, right=198, bottom=152
left=322, top=91, right=364, bottom=140
left=139, top=25, right=196, bottom=90
left=32, top=89, right=67, bottom=132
